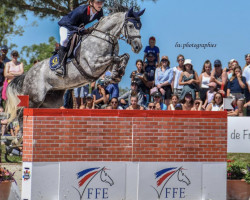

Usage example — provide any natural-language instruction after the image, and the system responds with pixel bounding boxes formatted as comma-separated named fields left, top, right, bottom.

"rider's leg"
left=55, top=27, right=70, bottom=77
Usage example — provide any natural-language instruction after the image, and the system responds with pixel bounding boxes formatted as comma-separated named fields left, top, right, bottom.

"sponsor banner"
left=59, top=162, right=126, bottom=200
left=228, top=117, right=250, bottom=153
left=22, top=162, right=32, bottom=200
left=138, top=162, right=202, bottom=200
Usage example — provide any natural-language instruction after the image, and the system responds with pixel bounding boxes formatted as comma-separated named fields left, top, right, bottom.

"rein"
left=91, top=16, right=141, bottom=47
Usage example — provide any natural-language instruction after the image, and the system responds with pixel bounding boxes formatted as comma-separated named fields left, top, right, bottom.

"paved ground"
left=1, top=163, right=22, bottom=193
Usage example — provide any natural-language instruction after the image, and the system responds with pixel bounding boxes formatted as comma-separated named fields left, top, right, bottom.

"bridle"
left=90, top=16, right=141, bottom=49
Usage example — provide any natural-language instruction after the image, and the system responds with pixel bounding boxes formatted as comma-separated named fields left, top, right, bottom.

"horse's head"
left=122, top=7, right=145, bottom=54
left=177, top=168, right=191, bottom=186
left=100, top=168, right=114, bottom=186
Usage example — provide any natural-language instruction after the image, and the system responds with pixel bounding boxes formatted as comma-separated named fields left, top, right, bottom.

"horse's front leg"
left=109, top=53, right=130, bottom=83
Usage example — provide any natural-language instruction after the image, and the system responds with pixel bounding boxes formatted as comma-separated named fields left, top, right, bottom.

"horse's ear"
left=127, top=7, right=134, bottom=18
left=136, top=8, right=146, bottom=17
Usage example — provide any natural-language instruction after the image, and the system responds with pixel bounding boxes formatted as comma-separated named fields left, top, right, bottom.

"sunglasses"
left=111, top=101, right=118, bottom=104
left=154, top=96, right=161, bottom=98
left=161, top=59, right=168, bottom=62
left=12, top=54, right=18, bottom=57
left=214, top=65, right=221, bottom=67
left=148, top=106, right=156, bottom=109
left=178, top=59, right=184, bottom=62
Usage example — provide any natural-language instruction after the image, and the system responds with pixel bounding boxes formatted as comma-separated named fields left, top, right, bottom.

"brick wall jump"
left=23, top=109, right=227, bottom=162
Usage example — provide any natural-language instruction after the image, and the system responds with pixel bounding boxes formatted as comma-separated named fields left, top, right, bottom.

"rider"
left=56, top=0, right=105, bottom=77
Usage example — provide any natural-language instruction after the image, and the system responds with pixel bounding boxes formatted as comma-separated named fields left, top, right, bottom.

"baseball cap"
left=214, top=59, right=221, bottom=66
left=1, top=45, right=8, bottom=51
left=97, top=79, right=105, bottom=86
left=208, top=82, right=217, bottom=88
left=153, top=91, right=161, bottom=97
left=86, top=94, right=93, bottom=99
left=131, top=80, right=138, bottom=85
left=175, top=103, right=182, bottom=110
left=147, top=52, right=155, bottom=57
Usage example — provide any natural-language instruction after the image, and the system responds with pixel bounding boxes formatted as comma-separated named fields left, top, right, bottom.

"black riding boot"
left=55, top=46, right=67, bottom=77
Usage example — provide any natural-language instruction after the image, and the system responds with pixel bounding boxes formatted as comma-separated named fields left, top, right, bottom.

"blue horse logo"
left=151, top=167, right=191, bottom=199
left=73, top=167, right=114, bottom=200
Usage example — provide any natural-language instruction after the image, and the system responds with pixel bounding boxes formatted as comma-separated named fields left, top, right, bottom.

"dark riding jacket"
left=58, top=4, right=103, bottom=32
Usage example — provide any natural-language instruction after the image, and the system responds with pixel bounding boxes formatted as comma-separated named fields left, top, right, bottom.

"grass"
left=1, top=144, right=22, bottom=163
left=228, top=153, right=250, bottom=164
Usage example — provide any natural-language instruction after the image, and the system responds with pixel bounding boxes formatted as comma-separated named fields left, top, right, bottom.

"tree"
left=20, top=36, right=58, bottom=71
left=1, top=0, right=144, bottom=19
left=0, top=5, right=24, bottom=47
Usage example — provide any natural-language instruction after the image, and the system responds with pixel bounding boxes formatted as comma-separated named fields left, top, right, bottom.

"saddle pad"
left=49, top=54, right=60, bottom=71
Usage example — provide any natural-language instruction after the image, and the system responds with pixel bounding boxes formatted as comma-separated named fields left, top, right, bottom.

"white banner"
left=228, top=117, right=250, bottom=153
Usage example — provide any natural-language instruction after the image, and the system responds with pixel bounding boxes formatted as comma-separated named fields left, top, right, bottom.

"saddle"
left=49, top=33, right=82, bottom=71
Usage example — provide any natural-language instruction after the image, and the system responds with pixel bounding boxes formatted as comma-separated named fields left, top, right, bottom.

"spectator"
left=206, top=92, right=224, bottom=111
left=224, top=59, right=238, bottom=80
left=199, top=60, right=212, bottom=103
left=4, top=50, right=24, bottom=82
left=243, top=54, right=250, bottom=71
left=155, top=56, right=173, bottom=106
left=1, top=45, right=10, bottom=64
left=109, top=97, right=123, bottom=110
left=181, top=92, right=194, bottom=111
left=172, top=54, right=185, bottom=98
left=191, top=99, right=203, bottom=111
left=143, top=36, right=160, bottom=66
left=242, top=56, right=250, bottom=102
left=168, top=94, right=179, bottom=110
left=227, top=99, right=239, bottom=116
left=0, top=56, right=4, bottom=106
left=152, top=91, right=167, bottom=110
left=92, top=79, right=109, bottom=109
left=202, top=82, right=217, bottom=110
left=105, top=71, right=119, bottom=98
left=179, top=59, right=199, bottom=101
left=130, top=59, right=147, bottom=93
left=210, top=59, right=227, bottom=96
left=147, top=102, right=156, bottom=110
left=60, top=89, right=73, bottom=109
left=81, top=94, right=95, bottom=109
left=227, top=66, right=246, bottom=116
left=175, top=103, right=183, bottom=110
left=118, top=81, right=145, bottom=108
left=144, top=52, right=156, bottom=92
left=74, top=84, right=89, bottom=109
left=126, top=95, right=144, bottom=110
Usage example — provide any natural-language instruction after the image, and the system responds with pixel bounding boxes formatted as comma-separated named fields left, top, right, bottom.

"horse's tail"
left=5, top=74, right=26, bottom=122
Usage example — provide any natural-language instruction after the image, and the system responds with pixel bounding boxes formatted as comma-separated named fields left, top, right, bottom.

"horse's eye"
left=129, top=25, right=133, bottom=29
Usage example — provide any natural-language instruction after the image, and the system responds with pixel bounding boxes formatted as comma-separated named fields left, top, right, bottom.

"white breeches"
left=59, top=27, right=70, bottom=47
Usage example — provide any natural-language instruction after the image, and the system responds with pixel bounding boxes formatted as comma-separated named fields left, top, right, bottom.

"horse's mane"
left=93, top=11, right=125, bottom=29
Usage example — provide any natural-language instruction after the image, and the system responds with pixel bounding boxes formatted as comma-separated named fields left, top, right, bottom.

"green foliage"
left=20, top=37, right=57, bottom=72
left=0, top=5, right=24, bottom=47
left=1, top=0, right=151, bottom=19
left=227, top=154, right=250, bottom=184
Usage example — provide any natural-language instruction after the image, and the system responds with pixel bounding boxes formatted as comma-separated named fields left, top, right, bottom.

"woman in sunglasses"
left=109, top=97, right=123, bottom=110
left=206, top=92, right=224, bottom=111
left=4, top=50, right=24, bottom=83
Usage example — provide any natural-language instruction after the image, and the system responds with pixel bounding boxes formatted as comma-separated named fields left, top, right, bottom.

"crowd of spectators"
left=0, top=37, right=250, bottom=118
left=60, top=37, right=250, bottom=116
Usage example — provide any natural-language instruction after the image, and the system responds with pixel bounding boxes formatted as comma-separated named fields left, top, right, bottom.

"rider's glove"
left=78, top=27, right=94, bottom=35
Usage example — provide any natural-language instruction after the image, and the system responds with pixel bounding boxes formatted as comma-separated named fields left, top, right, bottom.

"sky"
left=10, top=0, right=250, bottom=88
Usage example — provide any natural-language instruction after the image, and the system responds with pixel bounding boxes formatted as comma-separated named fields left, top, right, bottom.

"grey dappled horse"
left=5, top=7, right=145, bottom=121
